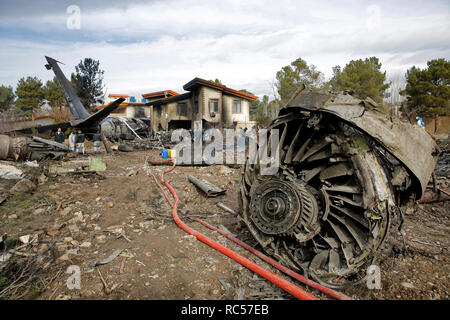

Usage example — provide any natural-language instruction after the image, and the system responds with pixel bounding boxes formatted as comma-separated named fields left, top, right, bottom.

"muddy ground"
left=0, top=146, right=448, bottom=300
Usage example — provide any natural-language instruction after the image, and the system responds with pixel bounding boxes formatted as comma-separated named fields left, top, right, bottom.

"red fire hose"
left=149, top=164, right=352, bottom=300
left=189, top=217, right=352, bottom=300
left=154, top=160, right=319, bottom=300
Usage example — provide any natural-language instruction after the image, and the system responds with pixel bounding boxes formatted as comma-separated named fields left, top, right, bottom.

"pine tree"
left=328, top=57, right=390, bottom=102
left=401, top=58, right=449, bottom=117
left=15, top=76, right=44, bottom=116
left=275, top=58, right=324, bottom=106
left=0, top=85, right=15, bottom=112
left=71, top=58, right=105, bottom=112
left=44, top=77, right=66, bottom=109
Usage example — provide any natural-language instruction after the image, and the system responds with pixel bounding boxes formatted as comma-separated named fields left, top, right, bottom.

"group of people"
left=54, top=128, right=103, bottom=154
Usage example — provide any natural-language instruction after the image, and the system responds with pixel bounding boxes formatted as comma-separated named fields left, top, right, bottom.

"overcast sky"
left=0, top=0, right=449, bottom=100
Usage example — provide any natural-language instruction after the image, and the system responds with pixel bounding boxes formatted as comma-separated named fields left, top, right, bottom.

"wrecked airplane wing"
left=73, top=98, right=124, bottom=130
left=238, top=85, right=439, bottom=287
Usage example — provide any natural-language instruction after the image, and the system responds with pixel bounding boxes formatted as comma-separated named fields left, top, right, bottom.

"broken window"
left=135, top=107, right=145, bottom=118
left=177, top=102, right=187, bottom=116
left=209, top=99, right=219, bottom=115
left=233, top=100, right=242, bottom=113
left=156, top=106, right=162, bottom=118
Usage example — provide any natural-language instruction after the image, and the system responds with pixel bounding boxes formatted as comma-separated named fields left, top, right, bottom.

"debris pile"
left=0, top=135, right=68, bottom=162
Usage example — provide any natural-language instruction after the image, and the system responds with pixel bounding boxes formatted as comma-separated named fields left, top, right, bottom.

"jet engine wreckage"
left=238, top=85, right=440, bottom=288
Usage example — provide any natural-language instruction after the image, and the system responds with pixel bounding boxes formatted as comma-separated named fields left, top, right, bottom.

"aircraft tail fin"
left=45, top=56, right=90, bottom=120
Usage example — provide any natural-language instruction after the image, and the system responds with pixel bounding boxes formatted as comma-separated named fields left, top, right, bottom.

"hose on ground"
left=152, top=160, right=319, bottom=300
left=149, top=167, right=352, bottom=300
left=149, top=161, right=325, bottom=300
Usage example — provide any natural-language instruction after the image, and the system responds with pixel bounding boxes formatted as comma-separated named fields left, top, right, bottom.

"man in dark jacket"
left=55, top=128, right=65, bottom=144
left=75, top=130, right=85, bottom=154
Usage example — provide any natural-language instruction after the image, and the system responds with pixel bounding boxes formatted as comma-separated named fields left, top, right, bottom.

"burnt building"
left=144, top=78, right=258, bottom=131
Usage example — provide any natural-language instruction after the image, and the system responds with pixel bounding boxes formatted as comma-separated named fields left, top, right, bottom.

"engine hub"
left=249, top=179, right=320, bottom=237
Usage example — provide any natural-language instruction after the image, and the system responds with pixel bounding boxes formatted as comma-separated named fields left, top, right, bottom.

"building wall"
left=167, top=99, right=193, bottom=121
left=150, top=105, right=161, bottom=129
left=222, top=95, right=250, bottom=127
left=151, top=98, right=192, bottom=130
left=149, top=85, right=254, bottom=131
left=200, top=86, right=222, bottom=125
left=126, top=106, right=135, bottom=118
left=235, top=120, right=258, bottom=130
left=191, top=89, right=202, bottom=122
left=110, top=111, right=126, bottom=117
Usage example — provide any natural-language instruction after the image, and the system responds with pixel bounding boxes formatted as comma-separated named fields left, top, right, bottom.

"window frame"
left=177, top=102, right=187, bottom=116
left=209, top=98, right=219, bottom=114
left=232, top=100, right=242, bottom=114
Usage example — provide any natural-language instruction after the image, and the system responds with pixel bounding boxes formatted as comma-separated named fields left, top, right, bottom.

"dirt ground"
left=0, top=147, right=448, bottom=300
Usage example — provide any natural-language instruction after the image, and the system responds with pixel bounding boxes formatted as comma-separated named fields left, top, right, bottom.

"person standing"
left=93, top=132, right=102, bottom=153
left=55, top=128, right=65, bottom=144
left=75, top=130, right=85, bottom=154
left=68, top=129, right=76, bottom=152
left=416, top=116, right=426, bottom=129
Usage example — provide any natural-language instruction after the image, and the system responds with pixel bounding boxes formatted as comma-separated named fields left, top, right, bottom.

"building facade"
left=146, top=78, right=258, bottom=131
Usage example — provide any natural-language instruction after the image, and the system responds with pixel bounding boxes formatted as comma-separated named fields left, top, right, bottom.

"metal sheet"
left=188, top=175, right=226, bottom=197
left=283, top=86, right=439, bottom=197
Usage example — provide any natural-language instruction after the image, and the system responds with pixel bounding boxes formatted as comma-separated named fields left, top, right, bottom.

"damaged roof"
left=146, top=92, right=192, bottom=106
left=183, top=77, right=258, bottom=101
left=108, top=94, right=130, bottom=98
left=144, top=78, right=258, bottom=106
left=142, top=90, right=179, bottom=99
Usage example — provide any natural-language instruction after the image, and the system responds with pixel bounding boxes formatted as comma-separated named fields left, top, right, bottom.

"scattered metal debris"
left=0, top=135, right=68, bottom=161
left=91, top=249, right=123, bottom=267
left=188, top=175, right=226, bottom=197
left=48, top=157, right=107, bottom=175
left=217, top=202, right=238, bottom=215
left=0, top=162, right=24, bottom=179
